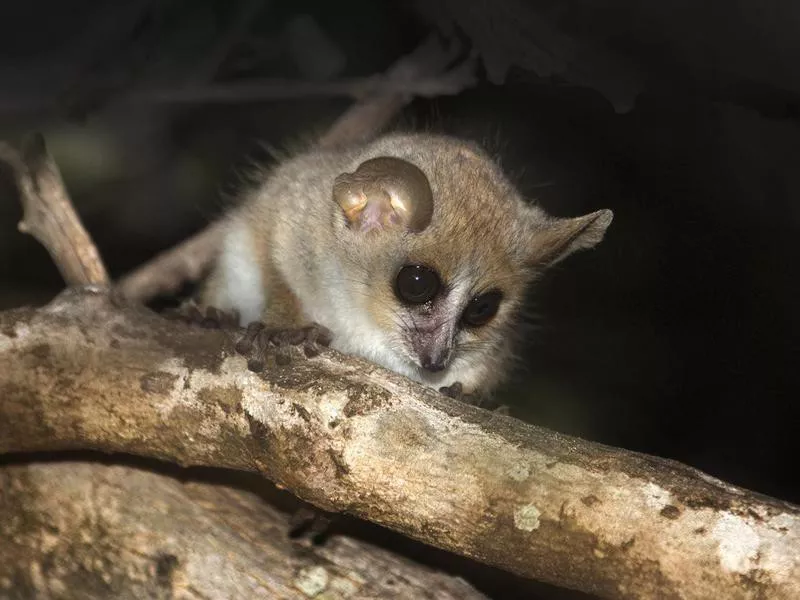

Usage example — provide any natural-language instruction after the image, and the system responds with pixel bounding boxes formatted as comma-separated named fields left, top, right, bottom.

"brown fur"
left=202, top=133, right=613, bottom=396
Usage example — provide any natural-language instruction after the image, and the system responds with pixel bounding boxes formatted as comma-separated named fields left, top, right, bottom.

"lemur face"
left=330, top=135, right=611, bottom=393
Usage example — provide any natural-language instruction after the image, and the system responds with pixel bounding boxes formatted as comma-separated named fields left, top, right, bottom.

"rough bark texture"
left=1, top=287, right=799, bottom=599
left=0, top=460, right=485, bottom=599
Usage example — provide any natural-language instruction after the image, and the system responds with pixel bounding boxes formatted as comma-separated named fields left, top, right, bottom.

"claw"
left=164, top=303, right=240, bottom=330
left=274, top=345, right=292, bottom=366
left=235, top=322, right=332, bottom=371
left=235, top=321, right=265, bottom=355
left=439, top=381, right=506, bottom=412
left=440, top=382, right=477, bottom=404
left=286, top=328, right=310, bottom=345
left=311, top=325, right=333, bottom=347
left=439, top=381, right=464, bottom=400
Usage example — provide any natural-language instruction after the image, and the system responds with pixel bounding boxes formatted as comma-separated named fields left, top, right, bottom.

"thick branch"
left=115, top=35, right=466, bottom=303
left=1, top=288, right=798, bottom=599
left=0, top=134, right=109, bottom=287
left=0, top=460, right=484, bottom=599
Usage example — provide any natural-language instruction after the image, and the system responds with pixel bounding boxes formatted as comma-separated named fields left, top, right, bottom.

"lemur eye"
left=462, top=290, right=503, bottom=327
left=395, top=265, right=441, bottom=304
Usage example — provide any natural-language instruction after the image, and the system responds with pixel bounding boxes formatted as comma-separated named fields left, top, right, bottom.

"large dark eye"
left=395, top=265, right=441, bottom=304
left=462, top=290, right=503, bottom=327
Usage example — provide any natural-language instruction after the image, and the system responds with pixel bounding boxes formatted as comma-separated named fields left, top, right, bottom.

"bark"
left=0, top=460, right=485, bottom=599
left=1, top=287, right=799, bottom=599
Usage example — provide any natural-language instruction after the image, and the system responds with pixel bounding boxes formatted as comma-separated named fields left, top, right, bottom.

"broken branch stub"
left=0, top=134, right=109, bottom=287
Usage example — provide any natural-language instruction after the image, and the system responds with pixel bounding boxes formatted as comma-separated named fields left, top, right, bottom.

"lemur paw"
left=235, top=322, right=333, bottom=373
left=439, top=381, right=476, bottom=404
left=163, top=302, right=240, bottom=330
left=439, top=382, right=510, bottom=414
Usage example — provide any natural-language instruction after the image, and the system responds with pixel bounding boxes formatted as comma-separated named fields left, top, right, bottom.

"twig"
left=318, top=35, right=462, bottom=148
left=113, top=220, right=227, bottom=303
left=0, top=134, right=109, bottom=287
left=132, top=69, right=475, bottom=105
left=2, top=287, right=799, bottom=600
left=0, top=67, right=474, bottom=115
left=116, top=35, right=468, bottom=302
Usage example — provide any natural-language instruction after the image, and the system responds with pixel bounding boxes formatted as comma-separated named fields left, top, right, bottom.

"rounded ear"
left=332, top=157, right=433, bottom=233
left=528, top=209, right=614, bottom=267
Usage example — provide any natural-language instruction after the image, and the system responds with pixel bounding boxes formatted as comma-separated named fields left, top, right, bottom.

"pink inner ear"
left=356, top=198, right=400, bottom=233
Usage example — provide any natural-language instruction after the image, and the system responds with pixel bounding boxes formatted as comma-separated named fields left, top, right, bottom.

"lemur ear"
left=333, top=157, right=434, bottom=233
left=528, top=209, right=613, bottom=267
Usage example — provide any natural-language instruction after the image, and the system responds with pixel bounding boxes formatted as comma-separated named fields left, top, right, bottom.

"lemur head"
left=330, top=134, right=612, bottom=393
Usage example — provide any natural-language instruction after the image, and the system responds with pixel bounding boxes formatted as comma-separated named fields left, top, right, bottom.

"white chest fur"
left=213, top=222, right=265, bottom=325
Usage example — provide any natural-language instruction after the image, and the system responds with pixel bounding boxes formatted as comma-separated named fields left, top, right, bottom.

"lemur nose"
left=412, top=322, right=453, bottom=373
left=420, top=347, right=450, bottom=372
left=421, top=357, right=446, bottom=372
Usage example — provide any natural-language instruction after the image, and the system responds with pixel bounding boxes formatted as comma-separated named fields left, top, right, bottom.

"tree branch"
left=0, top=134, right=109, bottom=287
left=115, top=35, right=468, bottom=303
left=129, top=69, right=476, bottom=106
left=112, top=219, right=229, bottom=305
left=0, top=460, right=486, bottom=599
left=2, top=288, right=798, bottom=599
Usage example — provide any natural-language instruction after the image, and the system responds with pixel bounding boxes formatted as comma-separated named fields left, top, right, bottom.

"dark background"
left=1, top=1, right=798, bottom=598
